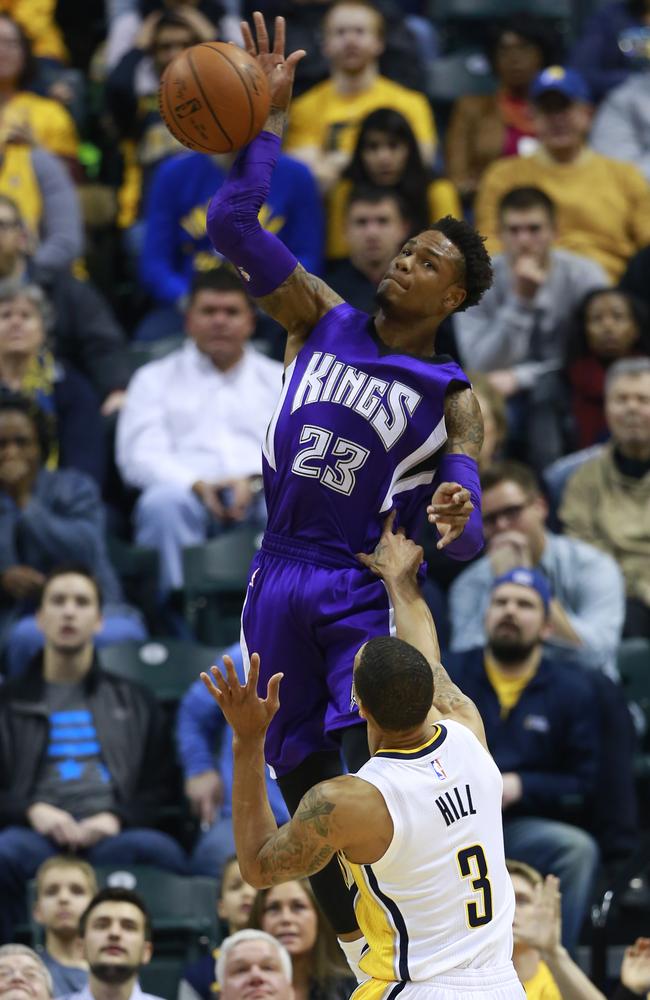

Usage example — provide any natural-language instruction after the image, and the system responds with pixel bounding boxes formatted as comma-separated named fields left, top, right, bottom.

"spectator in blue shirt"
left=569, top=0, right=650, bottom=102
left=136, top=150, right=323, bottom=342
left=176, top=641, right=290, bottom=879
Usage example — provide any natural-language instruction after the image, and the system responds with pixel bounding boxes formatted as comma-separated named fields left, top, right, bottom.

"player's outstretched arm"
left=200, top=653, right=382, bottom=887
left=206, top=13, right=342, bottom=367
left=358, top=514, right=488, bottom=750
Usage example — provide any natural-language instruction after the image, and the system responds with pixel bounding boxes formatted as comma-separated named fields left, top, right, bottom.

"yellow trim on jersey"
left=375, top=726, right=442, bottom=757
left=351, top=979, right=397, bottom=1000
left=347, top=860, right=400, bottom=981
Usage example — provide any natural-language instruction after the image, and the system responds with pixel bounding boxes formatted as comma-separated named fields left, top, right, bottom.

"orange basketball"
left=159, top=42, right=271, bottom=154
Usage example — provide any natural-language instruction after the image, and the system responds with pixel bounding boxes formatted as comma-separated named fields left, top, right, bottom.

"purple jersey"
left=262, top=303, right=470, bottom=562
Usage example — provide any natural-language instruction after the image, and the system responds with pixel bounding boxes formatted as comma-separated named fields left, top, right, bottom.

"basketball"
left=159, top=42, right=271, bottom=154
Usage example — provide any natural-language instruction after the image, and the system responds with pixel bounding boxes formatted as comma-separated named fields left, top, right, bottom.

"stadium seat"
left=430, top=0, right=571, bottom=18
left=427, top=50, right=495, bottom=104
left=106, top=535, right=161, bottom=631
left=182, top=526, right=261, bottom=646
left=127, top=335, right=184, bottom=375
left=98, top=638, right=218, bottom=704
left=140, top=957, right=187, bottom=1000
left=618, top=638, right=650, bottom=779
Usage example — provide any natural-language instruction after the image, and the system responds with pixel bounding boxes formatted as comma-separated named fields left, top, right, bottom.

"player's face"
left=346, top=198, right=409, bottom=267
left=532, top=93, right=592, bottom=157
left=323, top=5, right=384, bottom=72
left=33, top=866, right=95, bottom=937
left=186, top=289, right=256, bottom=372
left=481, top=480, right=547, bottom=548
left=585, top=292, right=639, bottom=360
left=376, top=230, right=466, bottom=320
left=360, top=131, right=410, bottom=186
left=494, top=31, right=543, bottom=91
left=36, top=574, right=103, bottom=653
left=217, top=860, right=257, bottom=932
left=485, top=583, right=546, bottom=652
left=499, top=207, right=554, bottom=263
left=221, top=940, right=292, bottom=1000
left=260, top=882, right=318, bottom=958
left=605, top=372, right=650, bottom=453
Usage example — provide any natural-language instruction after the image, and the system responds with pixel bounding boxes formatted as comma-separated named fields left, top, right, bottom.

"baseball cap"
left=492, top=567, right=552, bottom=615
left=530, top=65, right=591, bottom=104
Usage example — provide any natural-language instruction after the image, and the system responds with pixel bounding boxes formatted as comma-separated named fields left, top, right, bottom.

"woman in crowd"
left=0, top=284, right=105, bottom=487
left=565, top=288, right=650, bottom=449
left=470, top=371, right=508, bottom=472
left=445, top=16, right=558, bottom=200
left=326, top=107, right=461, bottom=259
left=178, top=855, right=257, bottom=1000
left=248, top=879, right=356, bottom=1000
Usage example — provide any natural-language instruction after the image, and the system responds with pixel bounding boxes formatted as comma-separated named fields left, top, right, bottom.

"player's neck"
left=332, top=63, right=379, bottom=95
left=374, top=721, right=435, bottom=753
left=374, top=311, right=439, bottom=356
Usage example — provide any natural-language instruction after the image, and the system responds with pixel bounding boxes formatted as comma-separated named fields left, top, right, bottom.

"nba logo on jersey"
left=431, top=758, right=446, bottom=780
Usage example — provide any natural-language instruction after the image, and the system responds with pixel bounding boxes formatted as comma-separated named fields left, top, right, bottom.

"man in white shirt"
left=62, top=889, right=163, bottom=1000
left=116, top=269, right=283, bottom=599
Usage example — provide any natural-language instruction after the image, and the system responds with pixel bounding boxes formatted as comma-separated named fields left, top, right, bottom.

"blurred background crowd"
left=0, top=0, right=649, bottom=996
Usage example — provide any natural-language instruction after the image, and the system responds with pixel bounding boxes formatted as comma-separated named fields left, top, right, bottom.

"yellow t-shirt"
left=0, top=92, right=78, bottom=159
left=285, top=75, right=437, bottom=160
left=326, top=176, right=461, bottom=258
left=484, top=652, right=538, bottom=718
left=523, top=959, right=562, bottom=1000
left=474, top=148, right=650, bottom=280
left=0, top=144, right=42, bottom=235
left=0, top=0, right=67, bottom=61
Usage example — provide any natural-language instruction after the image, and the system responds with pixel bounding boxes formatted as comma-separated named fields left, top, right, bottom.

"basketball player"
left=201, top=515, right=524, bottom=999
left=206, top=12, right=492, bottom=937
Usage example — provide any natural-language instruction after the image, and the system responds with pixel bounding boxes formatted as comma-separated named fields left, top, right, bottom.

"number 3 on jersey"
left=292, top=424, right=370, bottom=496
left=457, top=845, right=493, bottom=928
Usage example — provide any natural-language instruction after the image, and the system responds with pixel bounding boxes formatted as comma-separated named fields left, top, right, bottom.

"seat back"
left=98, top=639, right=218, bottom=705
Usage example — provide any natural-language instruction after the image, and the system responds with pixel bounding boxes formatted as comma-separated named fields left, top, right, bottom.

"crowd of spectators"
left=0, top=0, right=649, bottom=996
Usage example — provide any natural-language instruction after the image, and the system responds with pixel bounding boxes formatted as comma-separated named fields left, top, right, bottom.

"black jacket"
left=0, top=653, right=172, bottom=829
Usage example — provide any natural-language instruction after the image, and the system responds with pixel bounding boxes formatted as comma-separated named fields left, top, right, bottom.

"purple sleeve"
left=434, top=453, right=483, bottom=560
left=206, top=131, right=298, bottom=297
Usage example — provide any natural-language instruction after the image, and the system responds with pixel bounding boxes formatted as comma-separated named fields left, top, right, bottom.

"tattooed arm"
left=443, top=386, right=484, bottom=460
left=358, top=515, right=487, bottom=750
left=257, top=266, right=344, bottom=368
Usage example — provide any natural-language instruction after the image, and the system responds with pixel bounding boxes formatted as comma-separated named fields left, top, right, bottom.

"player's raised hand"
left=427, top=482, right=474, bottom=549
left=240, top=13, right=306, bottom=111
left=621, top=938, right=650, bottom=995
left=201, top=653, right=283, bottom=743
left=357, top=510, right=424, bottom=585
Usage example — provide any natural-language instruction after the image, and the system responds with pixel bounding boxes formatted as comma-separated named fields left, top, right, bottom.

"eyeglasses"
left=0, top=965, right=47, bottom=982
left=483, top=502, right=528, bottom=530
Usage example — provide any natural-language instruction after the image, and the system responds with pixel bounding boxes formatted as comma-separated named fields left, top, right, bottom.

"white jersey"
left=340, top=720, right=516, bottom=987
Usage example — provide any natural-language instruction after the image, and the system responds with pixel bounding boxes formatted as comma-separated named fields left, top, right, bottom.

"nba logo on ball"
left=175, top=98, right=203, bottom=119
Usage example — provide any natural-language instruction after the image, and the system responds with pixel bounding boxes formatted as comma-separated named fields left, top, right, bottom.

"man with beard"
left=62, top=889, right=161, bottom=1000
left=445, top=568, right=601, bottom=956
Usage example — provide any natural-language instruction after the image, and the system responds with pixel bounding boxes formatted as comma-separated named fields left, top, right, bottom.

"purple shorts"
left=240, top=532, right=393, bottom=777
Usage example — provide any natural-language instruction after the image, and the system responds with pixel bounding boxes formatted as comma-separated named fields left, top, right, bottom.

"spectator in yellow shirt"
left=326, top=107, right=460, bottom=259
left=474, top=66, right=650, bottom=280
left=508, top=860, right=606, bottom=999
left=0, top=14, right=78, bottom=172
left=284, top=0, right=436, bottom=194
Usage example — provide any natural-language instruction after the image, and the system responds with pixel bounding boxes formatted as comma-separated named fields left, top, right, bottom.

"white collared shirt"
left=61, top=980, right=164, bottom=1000
left=116, top=341, right=283, bottom=490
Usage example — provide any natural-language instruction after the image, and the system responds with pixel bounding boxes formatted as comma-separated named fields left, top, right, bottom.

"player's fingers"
left=381, top=509, right=397, bottom=536
left=240, top=20, right=256, bottom=54
left=247, top=652, right=261, bottom=692
left=356, top=551, right=373, bottom=568
left=200, top=670, right=222, bottom=701
left=266, top=671, right=284, bottom=709
left=437, top=525, right=462, bottom=549
left=273, top=15, right=285, bottom=55
left=252, top=11, right=269, bottom=52
left=222, top=654, right=241, bottom=690
left=207, top=665, right=229, bottom=697
left=285, top=49, right=307, bottom=72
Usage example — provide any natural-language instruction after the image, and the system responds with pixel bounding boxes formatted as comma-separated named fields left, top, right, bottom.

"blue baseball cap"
left=530, top=65, right=591, bottom=104
left=492, top=567, right=552, bottom=615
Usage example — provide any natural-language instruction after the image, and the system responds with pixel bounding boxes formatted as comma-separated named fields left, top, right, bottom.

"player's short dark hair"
left=79, top=888, right=152, bottom=941
left=0, top=390, right=52, bottom=463
left=428, top=216, right=493, bottom=312
left=355, top=637, right=433, bottom=731
left=188, top=267, right=254, bottom=308
left=481, top=460, right=541, bottom=498
left=40, top=564, right=103, bottom=609
left=498, top=186, right=556, bottom=222
left=346, top=184, right=410, bottom=222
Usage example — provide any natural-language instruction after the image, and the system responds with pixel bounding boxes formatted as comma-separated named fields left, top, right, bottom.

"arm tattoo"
left=445, top=389, right=484, bottom=459
left=257, top=265, right=342, bottom=335
left=431, top=660, right=474, bottom=716
left=264, top=108, right=288, bottom=138
left=258, top=786, right=338, bottom=885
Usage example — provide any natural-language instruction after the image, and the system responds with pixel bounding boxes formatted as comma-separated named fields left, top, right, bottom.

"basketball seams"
left=199, top=42, right=256, bottom=146
left=158, top=56, right=217, bottom=153
left=186, top=48, right=235, bottom=150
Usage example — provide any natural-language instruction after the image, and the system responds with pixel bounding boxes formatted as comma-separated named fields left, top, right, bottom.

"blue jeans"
left=504, top=816, right=600, bottom=953
left=3, top=609, right=148, bottom=678
left=188, top=814, right=235, bottom=880
left=0, top=826, right=189, bottom=943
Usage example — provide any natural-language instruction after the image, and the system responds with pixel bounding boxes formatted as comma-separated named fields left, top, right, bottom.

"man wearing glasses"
left=448, top=459, right=625, bottom=680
